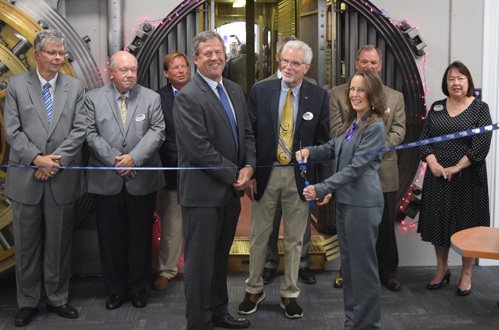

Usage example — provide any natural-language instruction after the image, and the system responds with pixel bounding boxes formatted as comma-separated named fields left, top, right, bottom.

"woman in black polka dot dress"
left=418, top=61, right=492, bottom=297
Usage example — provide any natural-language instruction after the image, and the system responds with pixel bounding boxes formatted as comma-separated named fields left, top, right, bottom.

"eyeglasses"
left=280, top=59, right=306, bottom=69
left=348, top=87, right=366, bottom=95
left=169, top=64, right=188, bottom=72
left=40, top=50, right=68, bottom=58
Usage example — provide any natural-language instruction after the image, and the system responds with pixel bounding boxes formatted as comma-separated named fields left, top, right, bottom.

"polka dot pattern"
left=418, top=98, right=492, bottom=247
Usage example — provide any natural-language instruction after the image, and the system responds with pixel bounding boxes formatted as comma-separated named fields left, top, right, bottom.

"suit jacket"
left=310, top=113, right=386, bottom=206
left=3, top=70, right=86, bottom=205
left=85, top=83, right=166, bottom=196
left=330, top=83, right=405, bottom=192
left=156, top=83, right=178, bottom=190
left=229, top=54, right=247, bottom=95
left=173, top=73, right=256, bottom=207
left=247, top=78, right=332, bottom=201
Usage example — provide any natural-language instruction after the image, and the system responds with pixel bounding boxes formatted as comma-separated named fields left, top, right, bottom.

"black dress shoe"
left=46, top=303, right=79, bottom=319
left=213, top=314, right=250, bottom=329
left=298, top=267, right=316, bottom=284
left=382, top=278, right=401, bottom=292
left=262, top=267, right=277, bottom=284
left=15, top=307, right=38, bottom=326
left=106, top=294, right=126, bottom=310
left=130, top=291, right=147, bottom=308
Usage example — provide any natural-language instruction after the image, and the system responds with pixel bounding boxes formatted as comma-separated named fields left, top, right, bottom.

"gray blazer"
left=309, top=113, right=386, bottom=207
left=3, top=70, right=86, bottom=205
left=85, top=83, right=166, bottom=196
left=173, top=73, right=256, bottom=207
left=330, top=83, right=405, bottom=192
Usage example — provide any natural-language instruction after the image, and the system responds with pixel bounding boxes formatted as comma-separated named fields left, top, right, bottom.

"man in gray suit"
left=173, top=31, right=255, bottom=330
left=85, top=51, right=165, bottom=310
left=330, top=45, right=406, bottom=291
left=3, top=29, right=86, bottom=326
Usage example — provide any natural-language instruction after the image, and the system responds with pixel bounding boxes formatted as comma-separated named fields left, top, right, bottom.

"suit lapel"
left=48, top=75, right=68, bottom=136
left=26, top=71, right=50, bottom=133
left=295, top=81, right=310, bottom=131
left=124, top=86, right=140, bottom=134
left=103, top=84, right=125, bottom=135
left=195, top=74, right=232, bottom=134
left=270, top=80, right=281, bottom=143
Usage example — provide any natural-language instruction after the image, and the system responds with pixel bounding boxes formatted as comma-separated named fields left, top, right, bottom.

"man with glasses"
left=259, top=36, right=318, bottom=286
left=330, top=45, right=406, bottom=292
left=152, top=52, right=190, bottom=292
left=238, top=40, right=331, bottom=319
left=4, top=29, right=86, bottom=326
left=86, top=51, right=165, bottom=310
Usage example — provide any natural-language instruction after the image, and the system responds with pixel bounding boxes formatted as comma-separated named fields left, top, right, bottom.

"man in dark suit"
left=3, top=29, right=86, bottom=326
left=85, top=51, right=165, bottom=310
left=260, top=36, right=317, bottom=285
left=330, top=45, right=406, bottom=292
left=152, top=51, right=190, bottom=291
left=173, top=31, right=256, bottom=330
left=238, top=40, right=331, bottom=319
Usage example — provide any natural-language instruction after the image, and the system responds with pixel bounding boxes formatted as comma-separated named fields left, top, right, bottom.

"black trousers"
left=182, top=199, right=241, bottom=330
left=94, top=186, right=157, bottom=295
left=376, top=191, right=399, bottom=280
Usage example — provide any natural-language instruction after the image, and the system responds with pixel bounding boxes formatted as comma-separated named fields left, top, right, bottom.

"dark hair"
left=337, top=70, right=387, bottom=137
left=163, top=51, right=190, bottom=71
left=441, top=61, right=475, bottom=97
left=34, top=29, right=65, bottom=51
left=192, top=31, right=225, bottom=56
left=355, top=45, right=383, bottom=64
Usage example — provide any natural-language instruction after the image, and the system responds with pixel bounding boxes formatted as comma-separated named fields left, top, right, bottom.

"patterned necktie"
left=42, top=82, right=52, bottom=124
left=120, top=94, right=127, bottom=126
left=216, top=83, right=239, bottom=153
left=345, top=122, right=357, bottom=141
left=277, top=89, right=294, bottom=164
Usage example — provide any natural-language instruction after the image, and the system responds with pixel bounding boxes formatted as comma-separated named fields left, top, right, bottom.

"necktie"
left=216, top=83, right=239, bottom=153
left=345, top=122, right=357, bottom=141
left=42, top=82, right=52, bottom=124
left=174, top=90, right=179, bottom=98
left=277, top=89, right=294, bottom=164
left=120, top=94, right=127, bottom=126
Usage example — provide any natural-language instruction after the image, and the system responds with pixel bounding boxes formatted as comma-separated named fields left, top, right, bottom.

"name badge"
left=303, top=112, right=313, bottom=121
left=135, top=114, right=146, bottom=122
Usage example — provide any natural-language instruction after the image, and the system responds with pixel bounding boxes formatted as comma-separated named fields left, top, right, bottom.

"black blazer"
left=247, top=78, right=332, bottom=201
left=157, top=83, right=179, bottom=190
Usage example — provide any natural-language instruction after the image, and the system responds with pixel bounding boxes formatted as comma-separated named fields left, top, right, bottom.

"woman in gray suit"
left=297, top=70, right=387, bottom=330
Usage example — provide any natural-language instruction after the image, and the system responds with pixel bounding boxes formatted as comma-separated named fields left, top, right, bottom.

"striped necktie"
left=43, top=82, right=52, bottom=124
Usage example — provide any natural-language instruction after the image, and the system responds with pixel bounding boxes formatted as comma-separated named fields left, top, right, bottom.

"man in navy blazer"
left=238, top=40, right=331, bottom=319
left=152, top=51, right=190, bottom=292
left=173, top=31, right=255, bottom=330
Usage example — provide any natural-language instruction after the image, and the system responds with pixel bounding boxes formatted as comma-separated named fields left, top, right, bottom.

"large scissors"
left=299, top=141, right=315, bottom=210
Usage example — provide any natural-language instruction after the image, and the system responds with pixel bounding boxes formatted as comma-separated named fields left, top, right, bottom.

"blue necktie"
left=43, top=82, right=52, bottom=124
left=216, top=83, right=239, bottom=153
left=345, top=122, right=357, bottom=141
left=174, top=90, right=179, bottom=98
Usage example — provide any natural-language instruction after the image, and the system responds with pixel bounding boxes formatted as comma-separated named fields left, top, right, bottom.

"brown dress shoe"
left=153, top=275, right=169, bottom=291
left=382, top=278, right=401, bottom=292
